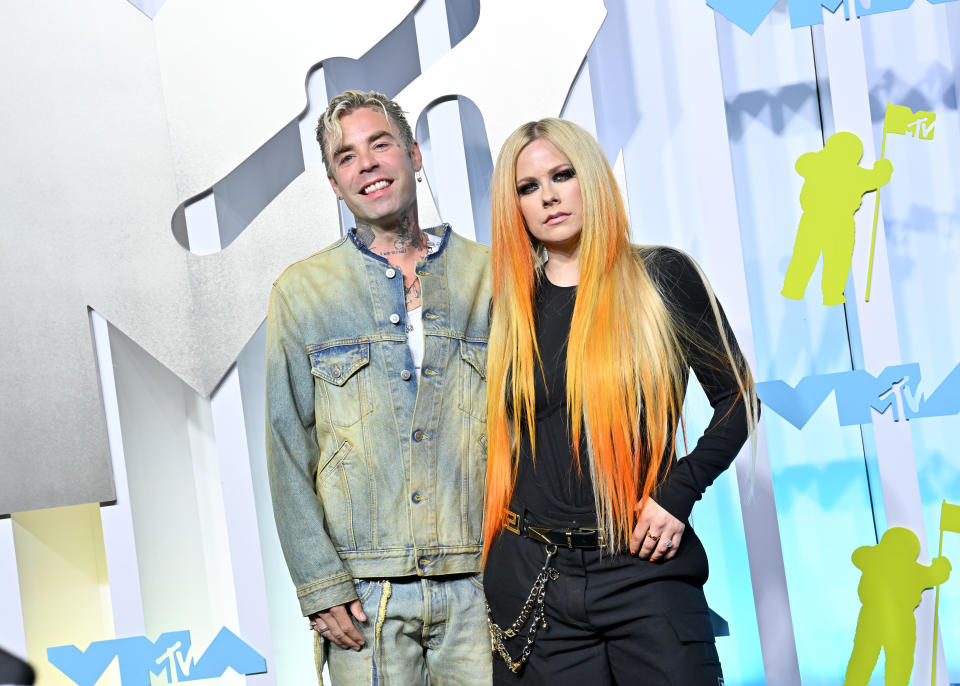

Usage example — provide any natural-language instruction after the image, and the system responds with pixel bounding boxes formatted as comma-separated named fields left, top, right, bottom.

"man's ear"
left=409, top=140, right=423, bottom=172
left=327, top=173, right=342, bottom=200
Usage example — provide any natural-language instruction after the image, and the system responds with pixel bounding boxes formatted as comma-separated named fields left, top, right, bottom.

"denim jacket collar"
left=346, top=223, right=452, bottom=263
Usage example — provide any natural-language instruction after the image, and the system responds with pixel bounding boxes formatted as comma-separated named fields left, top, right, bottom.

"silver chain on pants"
left=486, top=543, right=560, bottom=673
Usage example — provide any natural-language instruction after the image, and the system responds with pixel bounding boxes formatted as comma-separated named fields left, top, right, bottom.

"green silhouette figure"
left=843, top=527, right=951, bottom=686
left=782, top=132, right=893, bottom=305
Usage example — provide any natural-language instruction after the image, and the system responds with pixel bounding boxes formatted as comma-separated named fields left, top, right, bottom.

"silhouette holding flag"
left=843, top=527, right=950, bottom=686
left=930, top=500, right=960, bottom=685
left=782, top=132, right=892, bottom=306
left=864, top=102, right=936, bottom=302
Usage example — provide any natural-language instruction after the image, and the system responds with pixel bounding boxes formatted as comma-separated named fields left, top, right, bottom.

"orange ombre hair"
left=483, top=119, right=757, bottom=559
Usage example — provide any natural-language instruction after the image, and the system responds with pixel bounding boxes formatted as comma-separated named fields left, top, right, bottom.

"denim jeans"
left=322, top=575, right=492, bottom=685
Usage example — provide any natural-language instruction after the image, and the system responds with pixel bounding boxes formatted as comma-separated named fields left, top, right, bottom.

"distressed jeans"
left=322, top=574, right=492, bottom=685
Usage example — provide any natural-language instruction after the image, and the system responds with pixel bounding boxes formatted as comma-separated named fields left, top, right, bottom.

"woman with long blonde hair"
left=482, top=118, right=759, bottom=684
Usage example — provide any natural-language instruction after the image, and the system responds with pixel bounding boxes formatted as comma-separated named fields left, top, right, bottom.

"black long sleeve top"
left=510, top=248, right=753, bottom=576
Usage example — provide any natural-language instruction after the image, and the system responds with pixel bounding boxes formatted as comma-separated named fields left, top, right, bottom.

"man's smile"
left=361, top=178, right=393, bottom=195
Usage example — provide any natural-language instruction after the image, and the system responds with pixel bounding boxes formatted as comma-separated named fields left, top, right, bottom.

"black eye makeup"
left=517, top=182, right=538, bottom=195
left=516, top=167, right=576, bottom=195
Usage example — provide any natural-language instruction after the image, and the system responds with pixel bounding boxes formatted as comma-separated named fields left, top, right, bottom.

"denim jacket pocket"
left=458, top=339, right=487, bottom=421
left=315, top=439, right=359, bottom=551
left=465, top=431, right=488, bottom=542
left=309, top=342, right=372, bottom=427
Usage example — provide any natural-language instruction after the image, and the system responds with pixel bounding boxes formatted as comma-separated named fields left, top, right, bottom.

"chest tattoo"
left=354, top=223, right=429, bottom=311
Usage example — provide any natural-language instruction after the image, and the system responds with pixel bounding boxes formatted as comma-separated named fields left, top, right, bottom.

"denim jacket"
left=266, top=225, right=491, bottom=615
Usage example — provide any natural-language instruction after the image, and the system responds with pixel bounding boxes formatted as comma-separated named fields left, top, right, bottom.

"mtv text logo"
left=904, top=115, right=935, bottom=140
left=47, top=627, right=266, bottom=685
left=707, top=0, right=959, bottom=34
left=756, top=361, right=960, bottom=429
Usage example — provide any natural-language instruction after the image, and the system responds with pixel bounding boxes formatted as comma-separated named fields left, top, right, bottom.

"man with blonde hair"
left=265, top=90, right=492, bottom=684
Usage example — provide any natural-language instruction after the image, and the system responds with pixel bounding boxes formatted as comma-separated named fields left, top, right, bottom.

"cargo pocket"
left=457, top=339, right=487, bottom=421
left=309, top=342, right=372, bottom=427
left=663, top=610, right=723, bottom=686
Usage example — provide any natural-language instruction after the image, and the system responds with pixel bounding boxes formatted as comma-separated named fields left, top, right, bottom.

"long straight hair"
left=483, top=118, right=757, bottom=559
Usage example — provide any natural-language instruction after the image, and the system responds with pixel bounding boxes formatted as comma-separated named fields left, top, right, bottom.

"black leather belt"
left=504, top=509, right=605, bottom=550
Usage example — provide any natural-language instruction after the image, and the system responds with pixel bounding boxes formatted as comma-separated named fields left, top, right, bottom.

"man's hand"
left=309, top=599, right=367, bottom=650
left=630, top=497, right=684, bottom=562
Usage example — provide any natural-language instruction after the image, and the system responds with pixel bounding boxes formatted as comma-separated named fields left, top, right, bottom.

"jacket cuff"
left=297, top=573, right=358, bottom=616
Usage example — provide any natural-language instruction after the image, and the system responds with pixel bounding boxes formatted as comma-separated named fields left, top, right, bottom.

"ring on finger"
left=312, top=623, right=330, bottom=633
left=664, top=539, right=673, bottom=550
left=646, top=531, right=661, bottom=542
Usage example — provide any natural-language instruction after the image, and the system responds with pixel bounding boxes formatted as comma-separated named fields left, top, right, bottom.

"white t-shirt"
left=405, top=232, right=443, bottom=381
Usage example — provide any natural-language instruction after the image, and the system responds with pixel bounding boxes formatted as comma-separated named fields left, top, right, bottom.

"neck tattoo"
left=355, top=217, right=427, bottom=260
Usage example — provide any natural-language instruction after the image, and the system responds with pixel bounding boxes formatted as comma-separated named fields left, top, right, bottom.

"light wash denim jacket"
left=266, top=225, right=491, bottom=615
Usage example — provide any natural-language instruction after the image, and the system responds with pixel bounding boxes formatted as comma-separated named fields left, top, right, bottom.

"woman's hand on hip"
left=630, top=497, right=684, bottom=562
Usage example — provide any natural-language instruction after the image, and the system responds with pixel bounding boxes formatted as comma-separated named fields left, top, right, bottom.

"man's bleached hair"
left=315, top=90, right=414, bottom=175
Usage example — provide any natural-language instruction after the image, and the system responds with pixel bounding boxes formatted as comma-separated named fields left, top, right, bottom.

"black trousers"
left=484, top=524, right=723, bottom=686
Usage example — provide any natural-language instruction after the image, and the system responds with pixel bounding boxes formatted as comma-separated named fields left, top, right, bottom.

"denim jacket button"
left=389, top=313, right=401, bottom=324
left=385, top=268, right=397, bottom=278
left=413, top=430, right=424, bottom=442
left=412, top=492, right=425, bottom=503
left=400, top=369, right=412, bottom=381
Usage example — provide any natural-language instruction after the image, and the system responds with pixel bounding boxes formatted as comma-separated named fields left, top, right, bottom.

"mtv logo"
left=709, top=0, right=960, bottom=33
left=905, top=116, right=936, bottom=140
left=705, top=0, right=779, bottom=34
left=756, top=362, right=960, bottom=429
left=47, top=627, right=266, bottom=685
